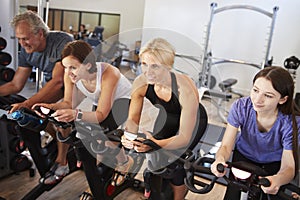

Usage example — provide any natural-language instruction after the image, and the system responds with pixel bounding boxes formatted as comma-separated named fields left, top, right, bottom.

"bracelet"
left=124, top=131, right=138, bottom=141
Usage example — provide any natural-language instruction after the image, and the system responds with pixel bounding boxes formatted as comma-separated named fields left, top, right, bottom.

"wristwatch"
left=76, top=109, right=83, bottom=121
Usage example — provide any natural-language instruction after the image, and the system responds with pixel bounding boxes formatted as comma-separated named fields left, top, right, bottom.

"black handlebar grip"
left=217, top=163, right=225, bottom=173
left=258, top=178, right=271, bottom=187
left=143, top=139, right=161, bottom=150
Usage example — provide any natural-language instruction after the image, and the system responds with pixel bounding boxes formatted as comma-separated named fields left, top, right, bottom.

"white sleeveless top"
left=75, top=62, right=131, bottom=105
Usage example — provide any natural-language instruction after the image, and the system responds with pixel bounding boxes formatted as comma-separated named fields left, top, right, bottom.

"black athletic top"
left=145, top=72, right=181, bottom=139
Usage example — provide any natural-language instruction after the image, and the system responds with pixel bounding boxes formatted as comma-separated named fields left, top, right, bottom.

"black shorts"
left=169, top=166, right=186, bottom=186
left=158, top=161, right=186, bottom=186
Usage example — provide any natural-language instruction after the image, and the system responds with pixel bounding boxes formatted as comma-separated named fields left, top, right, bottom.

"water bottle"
left=11, top=107, right=47, bottom=132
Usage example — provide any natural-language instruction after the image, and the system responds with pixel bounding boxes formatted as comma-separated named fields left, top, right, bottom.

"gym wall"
left=0, top=0, right=18, bottom=71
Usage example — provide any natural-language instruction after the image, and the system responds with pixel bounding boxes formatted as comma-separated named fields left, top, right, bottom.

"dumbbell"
left=0, top=36, right=12, bottom=67
left=0, top=66, right=14, bottom=82
left=0, top=37, right=7, bottom=51
left=0, top=36, right=14, bottom=82
left=0, top=52, right=12, bottom=67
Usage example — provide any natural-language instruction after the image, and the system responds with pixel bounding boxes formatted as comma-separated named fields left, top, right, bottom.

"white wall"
left=0, top=0, right=18, bottom=70
left=142, top=0, right=300, bottom=94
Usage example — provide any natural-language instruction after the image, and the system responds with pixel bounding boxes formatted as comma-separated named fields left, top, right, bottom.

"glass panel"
left=101, top=14, right=120, bottom=40
left=62, top=11, right=79, bottom=35
left=81, top=12, right=99, bottom=34
left=53, top=10, right=62, bottom=31
left=47, top=10, right=53, bottom=30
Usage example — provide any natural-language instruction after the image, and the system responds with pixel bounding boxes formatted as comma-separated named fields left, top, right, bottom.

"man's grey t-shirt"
left=18, top=31, right=73, bottom=81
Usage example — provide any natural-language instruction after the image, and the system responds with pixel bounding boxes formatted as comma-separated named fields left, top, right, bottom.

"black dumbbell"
left=0, top=37, right=7, bottom=51
left=0, top=52, right=12, bottom=67
left=0, top=66, right=15, bottom=82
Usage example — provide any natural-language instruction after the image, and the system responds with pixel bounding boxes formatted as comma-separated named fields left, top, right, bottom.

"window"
left=81, top=12, right=99, bottom=34
left=62, top=11, right=80, bottom=33
left=101, top=14, right=120, bottom=39
left=20, top=6, right=120, bottom=40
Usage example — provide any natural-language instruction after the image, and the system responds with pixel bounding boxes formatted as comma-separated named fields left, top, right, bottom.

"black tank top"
left=145, top=72, right=181, bottom=139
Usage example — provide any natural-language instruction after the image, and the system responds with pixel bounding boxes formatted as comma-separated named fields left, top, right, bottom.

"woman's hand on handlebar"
left=32, top=103, right=53, bottom=118
left=210, top=160, right=227, bottom=178
left=121, top=134, right=150, bottom=152
left=260, top=175, right=280, bottom=195
left=121, top=129, right=152, bottom=152
left=132, top=139, right=151, bottom=152
left=121, top=134, right=134, bottom=149
left=132, top=130, right=153, bottom=152
left=51, top=109, right=77, bottom=123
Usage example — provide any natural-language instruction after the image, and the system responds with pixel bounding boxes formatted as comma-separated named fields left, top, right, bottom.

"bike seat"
left=218, top=78, right=237, bottom=91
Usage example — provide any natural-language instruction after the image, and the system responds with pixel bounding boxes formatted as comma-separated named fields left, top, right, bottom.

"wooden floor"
left=0, top=66, right=231, bottom=200
left=0, top=164, right=226, bottom=200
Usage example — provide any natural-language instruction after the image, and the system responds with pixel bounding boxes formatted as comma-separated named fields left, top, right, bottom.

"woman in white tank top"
left=33, top=40, right=133, bottom=188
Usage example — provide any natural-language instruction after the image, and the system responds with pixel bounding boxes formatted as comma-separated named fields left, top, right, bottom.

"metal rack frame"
left=200, top=2, right=279, bottom=89
left=198, top=3, right=279, bottom=123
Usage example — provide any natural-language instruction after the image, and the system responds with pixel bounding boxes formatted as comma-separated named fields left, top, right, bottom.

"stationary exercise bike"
left=6, top=105, right=78, bottom=200
left=33, top=98, right=145, bottom=200
left=0, top=93, right=78, bottom=199
left=184, top=157, right=300, bottom=200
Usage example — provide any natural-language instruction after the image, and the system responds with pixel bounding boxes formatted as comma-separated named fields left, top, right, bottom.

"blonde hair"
left=11, top=10, right=49, bottom=36
left=139, top=38, right=175, bottom=69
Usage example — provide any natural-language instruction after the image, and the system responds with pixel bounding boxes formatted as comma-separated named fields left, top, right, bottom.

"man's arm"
left=0, top=67, right=32, bottom=96
left=26, top=61, right=64, bottom=105
left=9, top=62, right=64, bottom=113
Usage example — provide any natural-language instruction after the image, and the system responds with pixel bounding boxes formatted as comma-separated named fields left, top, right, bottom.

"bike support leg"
left=19, top=127, right=56, bottom=176
left=76, top=146, right=113, bottom=200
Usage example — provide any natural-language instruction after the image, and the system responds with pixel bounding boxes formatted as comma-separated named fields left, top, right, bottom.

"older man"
left=1, top=10, right=73, bottom=183
left=0, top=10, right=73, bottom=112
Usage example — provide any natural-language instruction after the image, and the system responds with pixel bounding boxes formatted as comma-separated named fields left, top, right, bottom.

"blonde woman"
left=121, top=38, right=202, bottom=200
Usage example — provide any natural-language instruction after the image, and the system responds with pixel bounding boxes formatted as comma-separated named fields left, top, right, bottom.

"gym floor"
left=0, top=65, right=230, bottom=200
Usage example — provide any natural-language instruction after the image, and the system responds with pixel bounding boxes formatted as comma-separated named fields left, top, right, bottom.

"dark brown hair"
left=62, top=40, right=97, bottom=73
left=253, top=66, right=299, bottom=176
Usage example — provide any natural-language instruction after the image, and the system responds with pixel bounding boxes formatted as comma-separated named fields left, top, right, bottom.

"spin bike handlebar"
left=33, top=106, right=71, bottom=129
left=142, top=138, right=195, bottom=162
left=142, top=138, right=201, bottom=181
left=216, top=162, right=271, bottom=187
left=33, top=106, right=124, bottom=154
left=184, top=157, right=218, bottom=194
left=142, top=139, right=162, bottom=151
left=215, top=161, right=271, bottom=198
left=75, top=122, right=123, bottom=154
left=184, top=156, right=300, bottom=199
left=0, top=94, right=27, bottom=111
